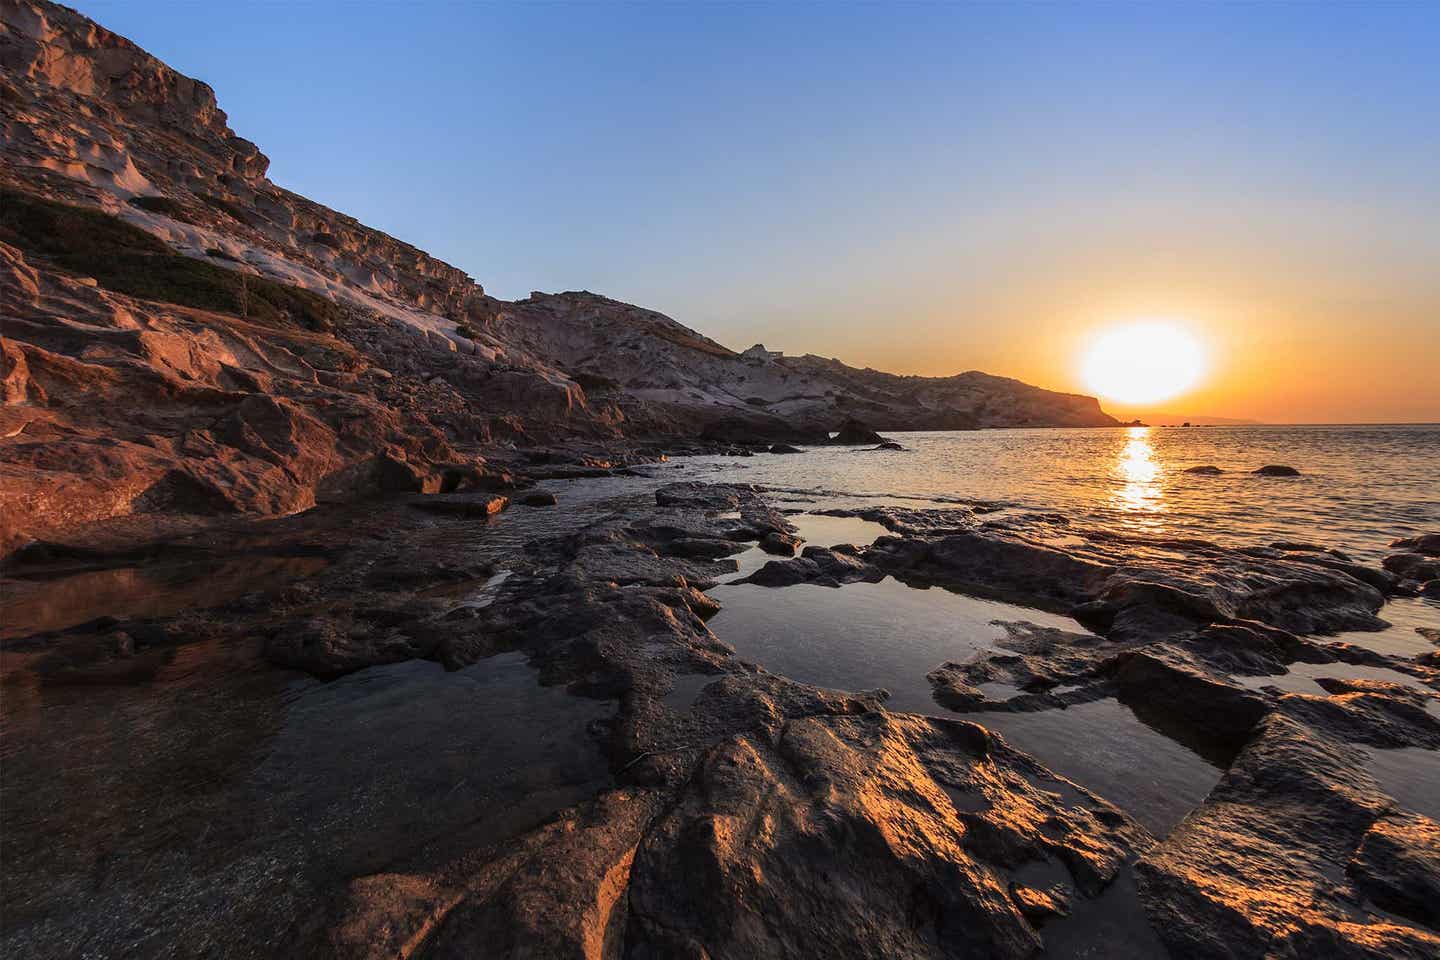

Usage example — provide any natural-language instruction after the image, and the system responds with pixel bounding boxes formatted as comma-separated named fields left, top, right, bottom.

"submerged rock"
left=1253, top=464, right=1301, bottom=476
left=264, top=616, right=437, bottom=679
left=1183, top=465, right=1223, bottom=475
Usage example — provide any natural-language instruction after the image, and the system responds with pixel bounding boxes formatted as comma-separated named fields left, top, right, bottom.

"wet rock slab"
left=4, top=480, right=1438, bottom=959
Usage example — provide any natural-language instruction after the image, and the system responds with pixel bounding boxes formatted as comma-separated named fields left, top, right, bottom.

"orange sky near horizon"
left=716, top=224, right=1440, bottom=425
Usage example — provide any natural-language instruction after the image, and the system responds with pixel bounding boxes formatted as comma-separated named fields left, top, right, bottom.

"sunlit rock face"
left=0, top=0, right=1117, bottom=550
left=625, top=713, right=1145, bottom=959
left=1137, top=714, right=1440, bottom=960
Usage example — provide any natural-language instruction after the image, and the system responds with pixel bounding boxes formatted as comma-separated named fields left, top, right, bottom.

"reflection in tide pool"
left=1112, top=426, right=1165, bottom=529
left=708, top=577, right=1081, bottom=714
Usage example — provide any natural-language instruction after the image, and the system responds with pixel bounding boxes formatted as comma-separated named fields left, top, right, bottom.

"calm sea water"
left=682, top=424, right=1440, bottom=560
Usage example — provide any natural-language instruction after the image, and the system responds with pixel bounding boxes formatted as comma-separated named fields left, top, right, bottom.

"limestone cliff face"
left=0, top=0, right=1114, bottom=550
left=481, top=291, right=1116, bottom=434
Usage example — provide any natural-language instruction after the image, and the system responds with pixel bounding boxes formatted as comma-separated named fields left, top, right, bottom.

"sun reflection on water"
left=1113, top=426, right=1166, bottom=525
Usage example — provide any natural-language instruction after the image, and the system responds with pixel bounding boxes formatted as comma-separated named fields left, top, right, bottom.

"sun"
left=1080, top=320, right=1207, bottom=405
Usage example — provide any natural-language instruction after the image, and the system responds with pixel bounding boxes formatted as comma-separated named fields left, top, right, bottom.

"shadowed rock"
left=1349, top=813, right=1440, bottom=929
left=830, top=417, right=886, bottom=445
left=1391, top=532, right=1440, bottom=556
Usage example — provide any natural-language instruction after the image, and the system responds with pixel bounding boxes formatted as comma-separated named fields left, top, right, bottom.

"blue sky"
left=79, top=1, right=1440, bottom=421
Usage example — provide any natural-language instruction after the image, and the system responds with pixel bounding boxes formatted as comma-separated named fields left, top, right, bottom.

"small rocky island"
left=2, top=3, right=1438, bottom=958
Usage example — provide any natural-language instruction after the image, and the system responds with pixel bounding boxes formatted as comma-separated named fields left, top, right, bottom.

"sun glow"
left=1080, top=321, right=1207, bottom=405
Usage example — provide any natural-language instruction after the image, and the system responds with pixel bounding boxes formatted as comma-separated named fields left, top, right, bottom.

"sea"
left=685, top=422, right=1440, bottom=562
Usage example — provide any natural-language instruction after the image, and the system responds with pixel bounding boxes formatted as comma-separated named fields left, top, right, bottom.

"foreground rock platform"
left=4, top=477, right=1438, bottom=957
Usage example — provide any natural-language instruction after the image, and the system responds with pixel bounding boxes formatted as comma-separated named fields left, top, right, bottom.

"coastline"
left=2, top=2, right=1438, bottom=956
left=4, top=454, right=1439, bottom=956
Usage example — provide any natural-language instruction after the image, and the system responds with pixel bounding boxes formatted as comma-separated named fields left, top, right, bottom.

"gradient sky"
left=81, top=1, right=1439, bottom=423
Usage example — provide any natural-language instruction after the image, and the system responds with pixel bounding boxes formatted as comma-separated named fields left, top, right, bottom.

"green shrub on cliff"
left=1, top=188, right=341, bottom=332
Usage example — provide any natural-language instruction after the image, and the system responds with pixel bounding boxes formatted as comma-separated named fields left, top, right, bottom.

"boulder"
left=1253, top=464, right=1301, bottom=476
left=519, top=491, right=558, bottom=507
left=759, top=530, right=801, bottom=555
left=830, top=418, right=885, bottom=445
left=1384, top=553, right=1440, bottom=581
left=1391, top=532, right=1440, bottom=557
left=740, top=547, right=883, bottom=588
left=407, top=495, right=508, bottom=518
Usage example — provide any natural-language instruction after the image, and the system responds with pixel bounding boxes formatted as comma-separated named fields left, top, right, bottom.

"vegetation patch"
left=571, top=371, right=621, bottom=392
left=198, top=193, right=256, bottom=226
left=643, top=319, right=736, bottom=358
left=127, top=194, right=191, bottom=219
left=2, top=188, right=341, bottom=332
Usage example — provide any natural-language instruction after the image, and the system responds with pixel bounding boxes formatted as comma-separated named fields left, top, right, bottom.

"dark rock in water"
left=407, top=494, right=509, bottom=518
left=872, top=440, right=905, bottom=451
left=519, top=491, right=558, bottom=507
left=699, top=418, right=826, bottom=447
left=830, top=418, right=886, bottom=445
left=740, top=547, right=883, bottom=588
left=1421, top=580, right=1440, bottom=599
left=1348, top=813, right=1440, bottom=929
left=264, top=616, right=436, bottom=679
left=1271, top=540, right=1349, bottom=558
left=759, top=530, right=801, bottom=555
left=1184, top=465, right=1223, bottom=475
left=1384, top=552, right=1440, bottom=582
left=769, top=443, right=803, bottom=454
left=1111, top=651, right=1269, bottom=755
left=662, top=537, right=749, bottom=561
left=1253, top=464, right=1301, bottom=476
left=874, top=530, right=1115, bottom=612
left=363, top=556, right=493, bottom=589
left=654, top=481, right=748, bottom=511
left=1391, top=532, right=1440, bottom=557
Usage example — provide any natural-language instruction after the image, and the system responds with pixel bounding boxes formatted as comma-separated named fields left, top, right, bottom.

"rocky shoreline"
left=3, top=462, right=1438, bottom=958
left=3, top=2, right=1439, bottom=956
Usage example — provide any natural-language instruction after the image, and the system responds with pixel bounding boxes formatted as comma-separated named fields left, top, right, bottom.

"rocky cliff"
left=0, top=0, right=1115, bottom=551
